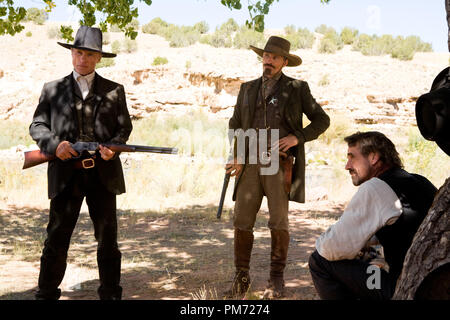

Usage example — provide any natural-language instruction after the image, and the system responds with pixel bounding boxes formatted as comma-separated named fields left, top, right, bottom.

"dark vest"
left=73, top=80, right=96, bottom=142
left=376, top=168, right=437, bottom=282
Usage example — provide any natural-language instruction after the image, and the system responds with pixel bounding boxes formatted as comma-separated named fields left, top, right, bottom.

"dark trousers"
left=36, top=168, right=122, bottom=300
left=308, top=250, right=395, bottom=300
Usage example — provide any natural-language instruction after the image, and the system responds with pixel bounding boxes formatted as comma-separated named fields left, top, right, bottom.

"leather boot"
left=225, top=229, right=254, bottom=298
left=263, top=229, right=289, bottom=299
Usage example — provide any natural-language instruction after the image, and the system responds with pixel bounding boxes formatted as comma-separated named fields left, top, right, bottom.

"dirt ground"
left=0, top=200, right=344, bottom=300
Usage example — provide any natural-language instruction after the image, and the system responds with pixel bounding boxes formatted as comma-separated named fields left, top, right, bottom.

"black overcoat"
left=29, top=72, right=133, bottom=199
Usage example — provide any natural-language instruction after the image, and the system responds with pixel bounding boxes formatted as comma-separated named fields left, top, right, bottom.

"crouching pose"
left=309, top=131, right=437, bottom=300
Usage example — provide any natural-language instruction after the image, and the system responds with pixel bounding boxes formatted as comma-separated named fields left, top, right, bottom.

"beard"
left=263, top=64, right=275, bottom=77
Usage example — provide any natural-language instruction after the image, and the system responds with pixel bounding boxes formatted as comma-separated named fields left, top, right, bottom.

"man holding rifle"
left=29, top=26, right=132, bottom=300
left=225, top=36, right=330, bottom=299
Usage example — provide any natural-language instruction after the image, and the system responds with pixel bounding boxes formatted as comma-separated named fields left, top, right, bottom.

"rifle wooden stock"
left=23, top=150, right=56, bottom=169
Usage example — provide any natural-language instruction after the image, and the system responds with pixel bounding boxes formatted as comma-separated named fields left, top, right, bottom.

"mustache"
left=264, top=64, right=275, bottom=68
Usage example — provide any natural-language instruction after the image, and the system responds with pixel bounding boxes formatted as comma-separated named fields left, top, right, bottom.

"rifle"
left=216, top=173, right=231, bottom=219
left=22, top=142, right=178, bottom=169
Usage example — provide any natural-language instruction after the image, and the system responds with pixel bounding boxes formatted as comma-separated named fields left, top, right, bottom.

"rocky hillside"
left=0, top=22, right=448, bottom=128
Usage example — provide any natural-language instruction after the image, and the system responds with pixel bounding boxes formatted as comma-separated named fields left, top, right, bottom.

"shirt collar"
left=73, top=70, right=96, bottom=86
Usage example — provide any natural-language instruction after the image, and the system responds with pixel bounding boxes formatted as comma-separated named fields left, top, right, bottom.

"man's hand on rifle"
left=56, top=141, right=78, bottom=160
left=225, top=158, right=243, bottom=177
left=99, top=144, right=115, bottom=161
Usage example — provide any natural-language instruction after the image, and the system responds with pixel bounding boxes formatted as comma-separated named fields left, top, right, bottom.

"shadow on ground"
left=0, top=202, right=344, bottom=300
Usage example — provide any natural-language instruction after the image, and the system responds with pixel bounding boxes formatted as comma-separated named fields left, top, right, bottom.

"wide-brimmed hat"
left=250, top=36, right=302, bottom=67
left=58, top=26, right=116, bottom=58
left=415, top=66, right=450, bottom=156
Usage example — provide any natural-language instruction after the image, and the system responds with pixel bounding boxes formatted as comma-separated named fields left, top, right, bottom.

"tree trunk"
left=392, top=177, right=450, bottom=300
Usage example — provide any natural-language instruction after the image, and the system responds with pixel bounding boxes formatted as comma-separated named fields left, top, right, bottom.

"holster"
left=280, top=154, right=293, bottom=194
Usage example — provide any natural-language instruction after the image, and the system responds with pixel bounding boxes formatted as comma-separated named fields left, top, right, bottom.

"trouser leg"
left=86, top=176, right=122, bottom=300
left=308, top=250, right=395, bottom=300
left=36, top=185, right=83, bottom=300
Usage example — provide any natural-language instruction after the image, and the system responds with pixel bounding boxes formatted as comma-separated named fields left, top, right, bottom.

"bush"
left=25, top=8, right=48, bottom=25
left=390, top=36, right=416, bottom=61
left=142, top=17, right=169, bottom=34
left=318, top=30, right=343, bottom=53
left=200, top=30, right=232, bottom=48
left=110, top=18, right=140, bottom=32
left=152, top=56, right=168, bottom=66
left=340, top=27, right=358, bottom=45
left=233, top=26, right=265, bottom=49
left=25, top=31, right=32, bottom=37
left=111, top=40, right=121, bottom=54
left=285, top=27, right=314, bottom=50
left=96, top=58, right=115, bottom=68
left=47, top=25, right=63, bottom=39
left=122, top=38, right=138, bottom=53
left=193, top=21, right=209, bottom=34
left=219, top=18, right=239, bottom=34
left=315, top=24, right=335, bottom=35
left=169, top=28, right=200, bottom=47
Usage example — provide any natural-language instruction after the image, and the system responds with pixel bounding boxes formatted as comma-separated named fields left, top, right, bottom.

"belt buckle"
left=81, top=158, right=95, bottom=169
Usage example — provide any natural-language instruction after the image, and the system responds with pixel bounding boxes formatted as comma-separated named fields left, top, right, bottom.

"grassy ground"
left=0, top=112, right=448, bottom=300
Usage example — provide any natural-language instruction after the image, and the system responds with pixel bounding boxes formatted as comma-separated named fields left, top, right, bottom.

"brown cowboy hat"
left=58, top=25, right=116, bottom=58
left=250, top=36, right=302, bottom=67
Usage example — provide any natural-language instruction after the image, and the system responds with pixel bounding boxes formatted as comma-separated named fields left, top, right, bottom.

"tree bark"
left=392, top=177, right=450, bottom=300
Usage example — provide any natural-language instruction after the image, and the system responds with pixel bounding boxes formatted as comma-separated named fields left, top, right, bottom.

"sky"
left=16, top=0, right=449, bottom=52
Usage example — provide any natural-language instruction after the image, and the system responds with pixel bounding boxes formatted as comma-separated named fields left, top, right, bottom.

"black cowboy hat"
left=57, top=26, right=116, bottom=58
left=415, top=67, right=450, bottom=156
left=250, top=36, right=302, bottom=67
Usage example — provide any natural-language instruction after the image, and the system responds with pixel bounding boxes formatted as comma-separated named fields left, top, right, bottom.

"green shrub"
left=219, top=18, right=239, bottom=34
left=152, top=56, right=168, bottom=66
left=110, top=18, right=140, bottom=33
left=111, top=40, right=121, bottom=54
left=25, top=31, right=32, bottom=37
left=47, top=25, right=63, bottom=39
left=169, top=29, right=200, bottom=47
left=390, top=37, right=416, bottom=61
left=352, top=33, right=373, bottom=52
left=96, top=58, right=115, bottom=68
left=233, top=26, right=265, bottom=49
left=193, top=21, right=209, bottom=34
left=318, top=37, right=337, bottom=54
left=0, top=120, right=34, bottom=149
left=340, top=27, right=358, bottom=45
left=319, top=30, right=343, bottom=53
left=200, top=30, right=232, bottom=48
left=25, top=8, right=48, bottom=25
left=359, top=34, right=395, bottom=56
left=142, top=18, right=169, bottom=34
left=318, top=74, right=330, bottom=86
left=315, top=24, right=335, bottom=35
left=285, top=27, right=315, bottom=49
left=284, top=24, right=296, bottom=35
left=122, top=38, right=138, bottom=53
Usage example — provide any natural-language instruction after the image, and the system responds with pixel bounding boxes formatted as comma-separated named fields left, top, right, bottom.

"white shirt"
left=73, top=70, right=95, bottom=100
left=315, top=177, right=402, bottom=261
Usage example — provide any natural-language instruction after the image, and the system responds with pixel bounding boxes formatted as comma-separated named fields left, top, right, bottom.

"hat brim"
left=249, top=45, right=302, bottom=67
left=58, top=42, right=117, bottom=58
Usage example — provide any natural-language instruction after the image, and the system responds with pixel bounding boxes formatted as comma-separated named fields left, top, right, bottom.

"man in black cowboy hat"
left=225, top=36, right=330, bottom=299
left=30, top=26, right=132, bottom=300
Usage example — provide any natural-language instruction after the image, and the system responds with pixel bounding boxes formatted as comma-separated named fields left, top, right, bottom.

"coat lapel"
left=277, top=73, right=293, bottom=120
left=92, top=73, right=105, bottom=119
left=247, top=77, right=261, bottom=128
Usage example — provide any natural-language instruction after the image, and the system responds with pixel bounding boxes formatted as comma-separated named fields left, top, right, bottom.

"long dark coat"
left=29, top=72, right=133, bottom=199
left=229, top=73, right=330, bottom=203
